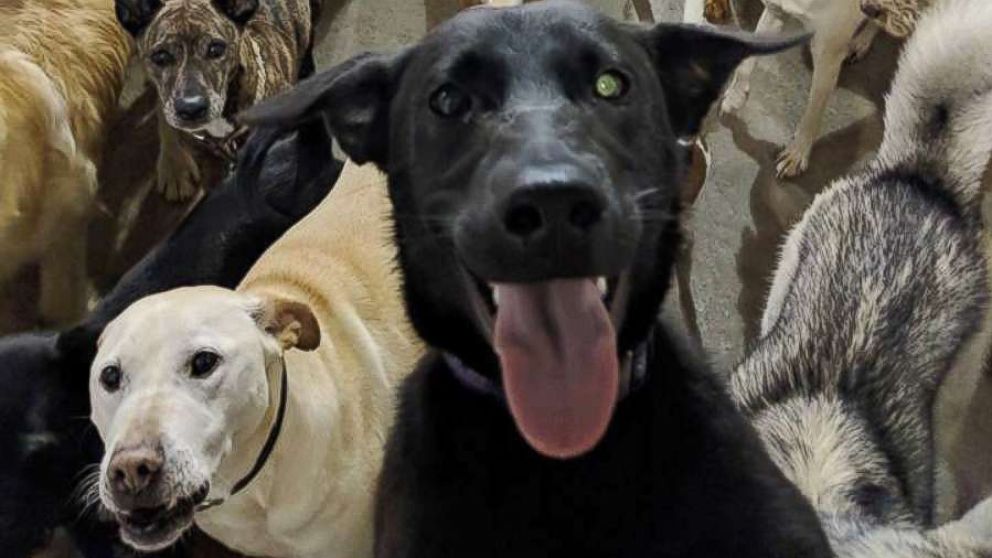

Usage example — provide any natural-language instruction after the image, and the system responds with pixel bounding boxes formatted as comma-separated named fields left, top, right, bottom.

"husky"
left=731, top=0, right=992, bottom=555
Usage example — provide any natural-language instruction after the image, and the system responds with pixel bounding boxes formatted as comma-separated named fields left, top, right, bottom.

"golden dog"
left=0, top=0, right=130, bottom=326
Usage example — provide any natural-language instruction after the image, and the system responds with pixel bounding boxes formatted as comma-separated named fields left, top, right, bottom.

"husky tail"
left=876, top=0, right=992, bottom=213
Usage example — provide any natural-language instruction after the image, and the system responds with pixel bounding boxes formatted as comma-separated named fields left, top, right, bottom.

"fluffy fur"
left=720, top=0, right=914, bottom=178
left=239, top=2, right=833, bottom=556
left=116, top=0, right=319, bottom=200
left=0, top=0, right=130, bottom=326
left=0, top=125, right=340, bottom=557
left=91, top=161, right=423, bottom=557
left=732, top=0, right=992, bottom=555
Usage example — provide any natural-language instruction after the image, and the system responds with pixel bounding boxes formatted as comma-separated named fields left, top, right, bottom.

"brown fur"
left=0, top=0, right=130, bottom=326
left=129, top=0, right=316, bottom=201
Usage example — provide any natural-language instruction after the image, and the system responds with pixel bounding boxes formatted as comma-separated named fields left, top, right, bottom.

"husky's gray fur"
left=732, top=0, right=992, bottom=555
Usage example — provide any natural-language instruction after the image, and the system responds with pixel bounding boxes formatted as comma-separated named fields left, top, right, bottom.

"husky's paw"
left=720, top=81, right=749, bottom=116
left=776, top=139, right=811, bottom=178
left=156, top=145, right=201, bottom=202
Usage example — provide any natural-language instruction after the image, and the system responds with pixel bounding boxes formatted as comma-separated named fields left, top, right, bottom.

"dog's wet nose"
left=174, top=95, right=209, bottom=122
left=503, top=180, right=605, bottom=241
left=108, top=445, right=164, bottom=497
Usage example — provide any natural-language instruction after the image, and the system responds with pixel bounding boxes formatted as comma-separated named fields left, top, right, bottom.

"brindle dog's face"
left=239, top=0, right=803, bottom=458
left=116, top=0, right=258, bottom=132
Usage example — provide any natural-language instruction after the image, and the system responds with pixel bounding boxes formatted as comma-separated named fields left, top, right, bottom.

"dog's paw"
left=720, top=83, right=749, bottom=116
left=156, top=150, right=201, bottom=202
left=776, top=140, right=811, bottom=178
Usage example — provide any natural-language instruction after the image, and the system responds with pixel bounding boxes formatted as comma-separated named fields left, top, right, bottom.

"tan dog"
left=0, top=0, right=130, bottom=326
left=115, top=0, right=318, bottom=200
left=89, top=161, right=422, bottom=557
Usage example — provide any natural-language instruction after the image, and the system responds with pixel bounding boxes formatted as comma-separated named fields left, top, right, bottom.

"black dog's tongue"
left=494, top=279, right=618, bottom=459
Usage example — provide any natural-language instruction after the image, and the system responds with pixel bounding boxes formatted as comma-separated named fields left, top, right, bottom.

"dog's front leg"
left=720, top=7, right=787, bottom=116
left=776, top=30, right=848, bottom=178
left=156, top=113, right=201, bottom=202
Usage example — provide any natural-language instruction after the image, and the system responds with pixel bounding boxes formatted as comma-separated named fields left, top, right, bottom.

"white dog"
left=720, top=0, right=915, bottom=178
left=88, top=162, right=423, bottom=557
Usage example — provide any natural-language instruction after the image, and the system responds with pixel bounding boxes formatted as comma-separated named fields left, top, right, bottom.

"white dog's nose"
left=108, top=445, right=164, bottom=498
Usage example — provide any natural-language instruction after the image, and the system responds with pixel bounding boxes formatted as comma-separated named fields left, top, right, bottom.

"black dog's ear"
left=638, top=24, right=808, bottom=138
left=115, top=0, right=163, bottom=36
left=238, top=51, right=403, bottom=171
left=212, top=0, right=259, bottom=26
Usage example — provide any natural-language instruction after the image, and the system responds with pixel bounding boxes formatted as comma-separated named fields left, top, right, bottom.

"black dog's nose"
left=174, top=95, right=209, bottom=122
left=108, top=445, right=164, bottom=497
left=503, top=182, right=606, bottom=241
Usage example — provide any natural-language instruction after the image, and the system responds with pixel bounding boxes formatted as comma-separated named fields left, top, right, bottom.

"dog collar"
left=444, top=339, right=650, bottom=403
left=196, top=357, right=288, bottom=512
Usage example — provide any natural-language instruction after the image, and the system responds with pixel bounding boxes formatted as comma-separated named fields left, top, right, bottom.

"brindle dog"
left=115, top=0, right=319, bottom=201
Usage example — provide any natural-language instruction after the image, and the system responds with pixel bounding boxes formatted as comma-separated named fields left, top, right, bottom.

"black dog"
left=0, top=121, right=340, bottom=558
left=241, top=2, right=831, bottom=556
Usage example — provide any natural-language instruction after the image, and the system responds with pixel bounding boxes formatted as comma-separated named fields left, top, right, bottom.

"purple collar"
left=443, top=340, right=650, bottom=402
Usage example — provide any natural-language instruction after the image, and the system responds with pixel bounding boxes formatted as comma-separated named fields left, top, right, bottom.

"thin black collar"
left=196, top=357, right=288, bottom=512
left=444, top=339, right=651, bottom=403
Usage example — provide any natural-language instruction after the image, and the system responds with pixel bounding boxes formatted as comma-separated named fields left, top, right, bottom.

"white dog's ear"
left=254, top=298, right=320, bottom=351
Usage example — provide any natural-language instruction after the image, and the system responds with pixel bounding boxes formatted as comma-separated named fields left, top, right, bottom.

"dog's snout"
left=109, top=445, right=164, bottom=498
left=174, top=95, right=209, bottom=122
left=502, top=180, right=606, bottom=241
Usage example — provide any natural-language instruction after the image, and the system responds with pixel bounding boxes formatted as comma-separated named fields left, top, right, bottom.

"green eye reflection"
left=594, top=71, right=626, bottom=99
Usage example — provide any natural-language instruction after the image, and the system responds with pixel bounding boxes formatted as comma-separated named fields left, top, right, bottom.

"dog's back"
left=192, top=163, right=422, bottom=556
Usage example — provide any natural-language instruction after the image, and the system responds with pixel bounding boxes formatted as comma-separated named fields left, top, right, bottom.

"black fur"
left=211, top=0, right=260, bottom=26
left=0, top=122, right=340, bottom=558
left=114, top=0, right=163, bottom=36
left=239, top=2, right=829, bottom=556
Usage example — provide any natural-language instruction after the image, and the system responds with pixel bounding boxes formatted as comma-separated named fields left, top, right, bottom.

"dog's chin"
left=116, top=502, right=195, bottom=552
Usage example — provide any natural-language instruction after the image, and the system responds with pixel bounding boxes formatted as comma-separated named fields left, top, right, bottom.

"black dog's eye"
left=206, top=40, right=227, bottom=59
left=100, top=365, right=122, bottom=393
left=150, top=48, right=176, bottom=67
left=594, top=70, right=628, bottom=100
left=429, top=84, right=472, bottom=119
left=190, top=351, right=221, bottom=378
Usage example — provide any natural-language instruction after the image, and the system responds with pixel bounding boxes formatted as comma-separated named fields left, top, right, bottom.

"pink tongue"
left=494, top=279, right=618, bottom=459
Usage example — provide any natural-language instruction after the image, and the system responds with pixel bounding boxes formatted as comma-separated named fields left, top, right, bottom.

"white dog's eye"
left=190, top=351, right=221, bottom=378
left=100, top=365, right=122, bottom=393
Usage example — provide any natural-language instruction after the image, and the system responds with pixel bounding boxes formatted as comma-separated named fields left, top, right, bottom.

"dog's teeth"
left=597, top=277, right=607, bottom=295
left=491, top=284, right=499, bottom=306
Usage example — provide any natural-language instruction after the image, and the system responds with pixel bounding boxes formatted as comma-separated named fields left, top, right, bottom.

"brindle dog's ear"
left=115, top=0, right=163, bottom=36
left=213, top=0, right=259, bottom=26
left=237, top=50, right=404, bottom=178
left=636, top=24, right=808, bottom=138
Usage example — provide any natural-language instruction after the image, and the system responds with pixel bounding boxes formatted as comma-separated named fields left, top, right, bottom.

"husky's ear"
left=636, top=24, right=808, bottom=138
left=238, top=51, right=404, bottom=169
left=212, top=0, right=259, bottom=26
left=115, top=0, right=163, bottom=36
left=252, top=297, right=320, bottom=352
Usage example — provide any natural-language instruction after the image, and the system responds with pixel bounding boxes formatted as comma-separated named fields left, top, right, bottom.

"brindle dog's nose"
left=108, top=445, right=164, bottom=498
left=175, top=95, right=209, bottom=122
left=502, top=172, right=606, bottom=242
